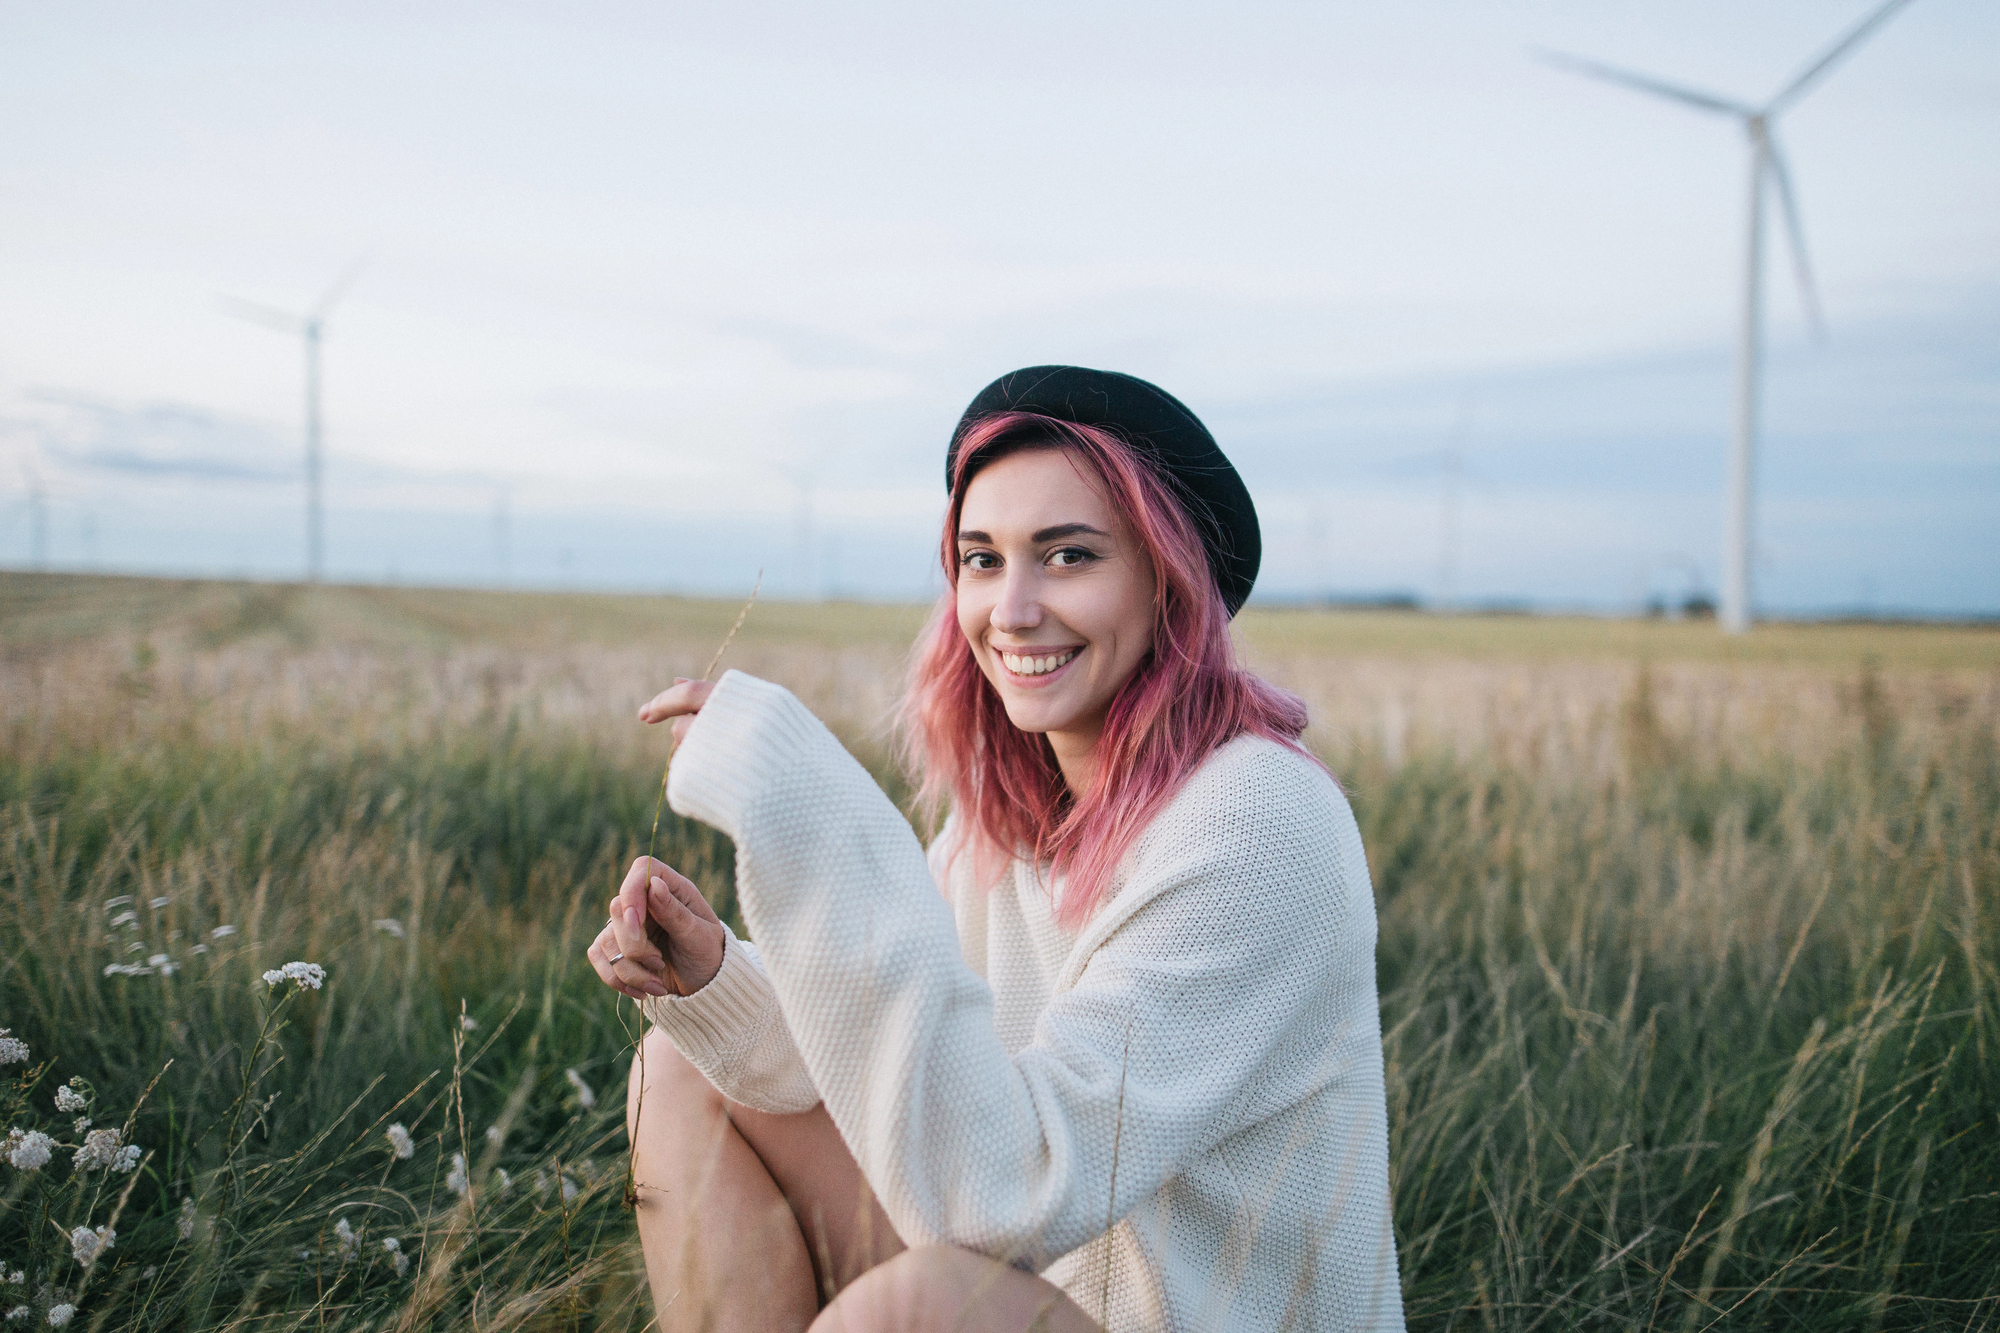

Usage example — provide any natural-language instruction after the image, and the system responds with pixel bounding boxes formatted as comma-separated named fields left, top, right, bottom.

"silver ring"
left=607, top=952, right=625, bottom=965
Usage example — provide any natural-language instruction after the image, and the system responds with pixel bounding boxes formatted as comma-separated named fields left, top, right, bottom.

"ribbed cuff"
left=638, top=923, right=776, bottom=1060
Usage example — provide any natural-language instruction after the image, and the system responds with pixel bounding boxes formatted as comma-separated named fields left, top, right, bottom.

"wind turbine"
left=1539, top=0, right=1911, bottom=633
left=220, top=263, right=363, bottom=583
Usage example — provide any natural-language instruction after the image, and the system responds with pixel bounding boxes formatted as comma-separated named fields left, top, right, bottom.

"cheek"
left=954, top=588, right=991, bottom=657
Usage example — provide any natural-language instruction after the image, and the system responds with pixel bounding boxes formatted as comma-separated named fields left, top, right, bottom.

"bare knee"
left=627, top=1027, right=721, bottom=1138
left=812, top=1246, right=1096, bottom=1333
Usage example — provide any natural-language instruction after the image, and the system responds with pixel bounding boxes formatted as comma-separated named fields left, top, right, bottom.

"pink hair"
left=901, top=410, right=1312, bottom=928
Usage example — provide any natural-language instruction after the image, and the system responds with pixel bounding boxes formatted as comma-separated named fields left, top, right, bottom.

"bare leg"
left=627, top=1029, right=818, bottom=1332
left=812, top=1246, right=1101, bottom=1333
left=728, top=1101, right=904, bottom=1299
left=627, top=1029, right=906, bottom=1329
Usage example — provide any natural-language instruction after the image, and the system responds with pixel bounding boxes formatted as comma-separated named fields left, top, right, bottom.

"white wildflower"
left=177, top=1197, right=196, bottom=1240
left=210, top=925, right=237, bottom=939
left=564, top=1068, right=596, bottom=1110
left=54, top=1085, right=87, bottom=1114
left=385, top=1124, right=414, bottom=1159
left=72, top=1128, right=124, bottom=1172
left=109, top=912, right=137, bottom=928
left=5, top=1270, right=21, bottom=1284
left=113, top=1144, right=142, bottom=1173
left=484, top=1125, right=503, bottom=1148
left=6, top=1129, right=53, bottom=1171
left=373, top=919, right=405, bottom=939
left=148, top=954, right=175, bottom=977
left=102, top=964, right=153, bottom=977
left=493, top=1167, right=511, bottom=1193
left=261, top=961, right=325, bottom=990
left=190, top=945, right=208, bottom=955
left=69, top=1225, right=113, bottom=1267
left=104, top=896, right=132, bottom=908
left=44, top=1307, right=73, bottom=1329
left=0, top=1032, right=28, bottom=1065
left=2, top=1308, right=21, bottom=1323
left=382, top=1237, right=409, bottom=1278
left=561, top=1174, right=579, bottom=1204
left=334, top=1217, right=360, bottom=1262
left=446, top=1153, right=469, bottom=1197
left=141, top=1266, right=156, bottom=1280
left=148, top=897, right=169, bottom=909
left=124, top=943, right=142, bottom=954
left=71, top=1119, right=89, bottom=1136
left=459, top=1014, right=478, bottom=1032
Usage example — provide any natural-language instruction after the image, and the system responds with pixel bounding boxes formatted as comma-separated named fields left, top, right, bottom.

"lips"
left=999, top=647, right=1080, bottom=677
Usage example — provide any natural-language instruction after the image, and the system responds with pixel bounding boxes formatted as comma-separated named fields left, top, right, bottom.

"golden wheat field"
left=1, top=571, right=1995, bottom=1330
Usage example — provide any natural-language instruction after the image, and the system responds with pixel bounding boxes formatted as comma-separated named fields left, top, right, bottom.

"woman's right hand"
left=587, top=856, right=727, bottom=999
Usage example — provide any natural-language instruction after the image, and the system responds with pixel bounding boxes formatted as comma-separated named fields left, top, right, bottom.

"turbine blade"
left=1764, top=136, right=1826, bottom=336
left=218, top=295, right=306, bottom=336
left=311, top=252, right=371, bottom=322
left=1767, top=0, right=1913, bottom=113
left=1532, top=48, right=1753, bottom=118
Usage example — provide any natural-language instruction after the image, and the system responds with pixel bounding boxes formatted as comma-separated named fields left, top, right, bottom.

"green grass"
left=1, top=573, right=1994, bottom=1329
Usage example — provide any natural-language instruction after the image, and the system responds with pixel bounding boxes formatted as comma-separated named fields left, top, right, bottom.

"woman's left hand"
left=638, top=678, right=715, bottom=745
left=588, top=856, right=728, bottom=999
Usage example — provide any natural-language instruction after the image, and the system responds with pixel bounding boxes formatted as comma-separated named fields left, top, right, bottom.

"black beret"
left=947, top=365, right=1261, bottom=616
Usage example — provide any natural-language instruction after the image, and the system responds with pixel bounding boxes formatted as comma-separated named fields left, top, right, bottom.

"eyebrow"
left=955, top=522, right=1112, bottom=545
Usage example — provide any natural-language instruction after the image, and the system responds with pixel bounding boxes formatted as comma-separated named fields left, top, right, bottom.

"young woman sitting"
left=588, top=366, right=1403, bottom=1332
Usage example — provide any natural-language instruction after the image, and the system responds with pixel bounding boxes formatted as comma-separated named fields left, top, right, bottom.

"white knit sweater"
left=642, top=671, right=1403, bottom=1332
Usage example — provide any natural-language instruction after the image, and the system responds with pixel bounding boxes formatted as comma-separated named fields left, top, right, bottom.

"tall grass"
left=2, top=583, right=1995, bottom=1329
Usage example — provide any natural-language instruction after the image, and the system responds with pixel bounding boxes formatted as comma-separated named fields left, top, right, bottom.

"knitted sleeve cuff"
left=639, top=926, right=820, bottom=1114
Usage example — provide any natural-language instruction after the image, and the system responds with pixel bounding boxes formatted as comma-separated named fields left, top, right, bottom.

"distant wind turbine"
left=220, top=262, right=365, bottom=583
left=1538, top=0, right=1911, bottom=634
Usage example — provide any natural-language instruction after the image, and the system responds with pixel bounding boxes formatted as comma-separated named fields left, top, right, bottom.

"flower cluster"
left=72, top=1128, right=140, bottom=1174
left=5, top=1130, right=53, bottom=1172
left=385, top=1123, right=414, bottom=1159
left=261, top=961, right=326, bottom=991
left=68, top=1226, right=114, bottom=1268
left=446, top=1153, right=470, bottom=1198
left=564, top=1068, right=596, bottom=1110
left=382, top=1236, right=409, bottom=1278
left=52, top=1083, right=87, bottom=1115
left=0, top=1031, right=28, bottom=1066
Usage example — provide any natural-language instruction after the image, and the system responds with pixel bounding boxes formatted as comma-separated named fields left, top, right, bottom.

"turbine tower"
left=221, top=265, right=362, bottom=583
left=1539, top=0, right=1910, bottom=633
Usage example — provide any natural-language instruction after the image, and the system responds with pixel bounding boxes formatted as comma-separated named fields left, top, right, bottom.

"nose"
left=990, top=564, right=1043, bottom=636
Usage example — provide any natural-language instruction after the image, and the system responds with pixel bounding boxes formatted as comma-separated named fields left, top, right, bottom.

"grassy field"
left=1, top=571, right=1995, bottom=1330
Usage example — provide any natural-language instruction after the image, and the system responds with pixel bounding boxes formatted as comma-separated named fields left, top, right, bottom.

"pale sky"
left=3, top=0, right=1996, bottom=613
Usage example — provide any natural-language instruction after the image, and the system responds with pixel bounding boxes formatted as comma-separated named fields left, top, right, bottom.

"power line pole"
left=493, top=482, right=511, bottom=586
left=25, top=468, right=48, bottom=570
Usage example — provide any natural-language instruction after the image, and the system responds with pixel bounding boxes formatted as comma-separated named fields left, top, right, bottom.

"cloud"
left=11, top=390, right=296, bottom=483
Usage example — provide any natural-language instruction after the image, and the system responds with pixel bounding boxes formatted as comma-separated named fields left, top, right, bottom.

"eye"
left=959, top=549, right=1000, bottom=572
left=1047, top=546, right=1096, bottom=568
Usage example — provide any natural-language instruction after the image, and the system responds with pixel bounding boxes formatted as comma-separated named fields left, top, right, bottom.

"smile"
left=999, top=647, right=1080, bottom=678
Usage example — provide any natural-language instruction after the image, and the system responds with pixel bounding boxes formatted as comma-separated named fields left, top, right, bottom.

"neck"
left=1045, top=720, right=1105, bottom=797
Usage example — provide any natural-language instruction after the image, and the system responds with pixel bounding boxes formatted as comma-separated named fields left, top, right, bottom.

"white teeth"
left=1002, top=649, right=1078, bottom=676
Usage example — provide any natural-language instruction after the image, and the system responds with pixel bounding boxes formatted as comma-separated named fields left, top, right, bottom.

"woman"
left=588, top=366, right=1403, bottom=1332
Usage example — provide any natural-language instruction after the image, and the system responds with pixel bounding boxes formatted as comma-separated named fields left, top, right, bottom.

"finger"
left=639, top=679, right=715, bottom=725
left=620, top=855, right=667, bottom=898
left=650, top=867, right=721, bottom=928
left=651, top=877, right=707, bottom=935
left=609, top=904, right=667, bottom=980
left=587, top=931, right=654, bottom=1001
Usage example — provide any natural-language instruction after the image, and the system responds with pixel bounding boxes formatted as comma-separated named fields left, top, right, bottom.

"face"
left=954, top=447, right=1157, bottom=755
